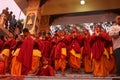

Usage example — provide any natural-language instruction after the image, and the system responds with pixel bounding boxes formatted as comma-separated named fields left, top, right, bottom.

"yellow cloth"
left=1, top=49, right=10, bottom=57
left=103, top=48, right=109, bottom=59
left=33, top=49, right=42, bottom=57
left=61, top=48, right=67, bottom=56
left=70, top=49, right=82, bottom=59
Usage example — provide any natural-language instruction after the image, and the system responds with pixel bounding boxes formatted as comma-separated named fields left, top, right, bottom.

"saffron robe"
left=34, top=38, right=44, bottom=54
left=29, top=49, right=42, bottom=74
left=42, top=40, right=51, bottom=58
left=83, top=36, right=92, bottom=72
left=17, top=36, right=33, bottom=75
left=11, top=40, right=23, bottom=76
left=69, top=36, right=83, bottom=69
left=1, top=40, right=11, bottom=71
left=54, top=39, right=67, bottom=71
left=106, top=39, right=116, bottom=73
left=90, top=32, right=109, bottom=77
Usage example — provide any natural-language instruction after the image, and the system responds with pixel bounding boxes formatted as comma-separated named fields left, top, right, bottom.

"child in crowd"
left=35, top=58, right=55, bottom=76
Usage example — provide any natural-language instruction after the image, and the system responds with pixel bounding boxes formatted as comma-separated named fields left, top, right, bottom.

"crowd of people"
left=0, top=14, right=120, bottom=77
left=0, top=7, right=22, bottom=36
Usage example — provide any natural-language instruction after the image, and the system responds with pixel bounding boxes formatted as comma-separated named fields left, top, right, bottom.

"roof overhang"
left=14, top=0, right=28, bottom=14
left=14, top=0, right=120, bottom=15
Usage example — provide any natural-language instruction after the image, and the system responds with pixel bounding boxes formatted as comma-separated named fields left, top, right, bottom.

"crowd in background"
left=0, top=7, right=23, bottom=36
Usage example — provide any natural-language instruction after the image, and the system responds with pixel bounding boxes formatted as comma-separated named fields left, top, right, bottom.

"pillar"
left=23, top=0, right=41, bottom=34
left=23, top=0, right=50, bottom=34
left=39, top=15, right=50, bottom=33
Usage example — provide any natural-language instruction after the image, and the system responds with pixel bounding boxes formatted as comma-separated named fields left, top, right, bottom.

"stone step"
left=24, top=74, right=120, bottom=80
left=0, top=74, right=120, bottom=80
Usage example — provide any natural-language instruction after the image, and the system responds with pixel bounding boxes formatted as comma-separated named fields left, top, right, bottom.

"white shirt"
left=109, top=25, right=120, bottom=50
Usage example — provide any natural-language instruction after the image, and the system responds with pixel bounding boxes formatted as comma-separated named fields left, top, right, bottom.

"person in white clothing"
left=109, top=16, right=120, bottom=76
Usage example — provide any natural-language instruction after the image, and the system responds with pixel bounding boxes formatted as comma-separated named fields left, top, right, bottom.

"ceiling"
left=42, top=0, right=120, bottom=15
left=14, top=0, right=120, bottom=15
left=14, top=0, right=28, bottom=14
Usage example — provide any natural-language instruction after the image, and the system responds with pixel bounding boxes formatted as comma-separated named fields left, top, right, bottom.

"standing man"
left=82, top=28, right=92, bottom=73
left=109, top=16, right=120, bottom=76
left=90, top=25, right=110, bottom=77
left=9, top=15, right=17, bottom=34
left=54, top=30, right=67, bottom=76
left=68, top=27, right=83, bottom=74
left=17, top=28, right=34, bottom=75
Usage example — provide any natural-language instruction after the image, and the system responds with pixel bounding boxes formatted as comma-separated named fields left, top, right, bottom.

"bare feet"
left=77, top=69, right=81, bottom=74
left=69, top=68, right=73, bottom=74
left=55, top=70, right=58, bottom=74
left=62, top=72, right=66, bottom=76
left=78, top=70, right=81, bottom=74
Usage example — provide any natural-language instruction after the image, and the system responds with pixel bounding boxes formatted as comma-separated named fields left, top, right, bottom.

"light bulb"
left=80, top=0, right=85, bottom=5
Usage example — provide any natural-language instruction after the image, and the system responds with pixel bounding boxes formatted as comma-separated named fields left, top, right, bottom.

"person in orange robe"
left=32, top=33, right=44, bottom=70
left=0, top=38, right=5, bottom=75
left=34, top=33, right=44, bottom=54
left=35, top=58, right=55, bottom=76
left=50, top=32, right=59, bottom=67
left=54, top=30, right=67, bottom=76
left=90, top=25, right=110, bottom=77
left=0, top=54, right=5, bottom=75
left=1, top=38, right=11, bottom=72
left=39, top=31, right=52, bottom=66
left=46, top=32, right=52, bottom=42
left=101, top=28, right=116, bottom=74
left=68, top=27, right=83, bottom=74
left=29, top=41, right=42, bottom=74
left=11, top=37, right=23, bottom=76
left=7, top=34, right=16, bottom=72
left=82, top=28, right=92, bottom=73
left=64, top=30, right=72, bottom=69
left=17, top=28, right=34, bottom=75
left=0, top=38, right=4, bottom=73
left=45, top=32, right=52, bottom=64
left=106, top=38, right=116, bottom=74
